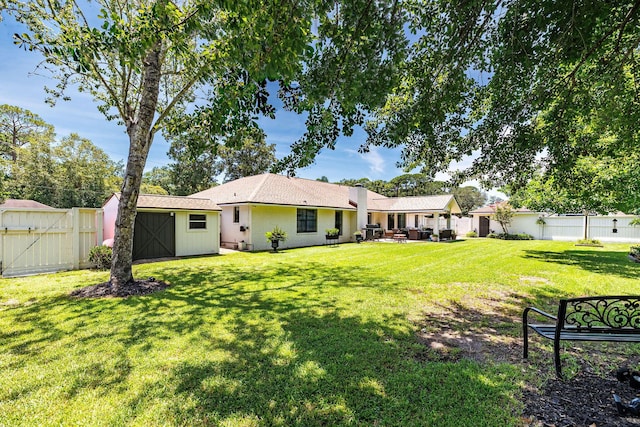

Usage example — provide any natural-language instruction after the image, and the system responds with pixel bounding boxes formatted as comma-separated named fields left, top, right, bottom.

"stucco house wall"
left=247, top=205, right=356, bottom=251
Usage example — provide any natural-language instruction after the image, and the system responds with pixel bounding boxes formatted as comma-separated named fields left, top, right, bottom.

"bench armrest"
left=523, top=306, right=557, bottom=324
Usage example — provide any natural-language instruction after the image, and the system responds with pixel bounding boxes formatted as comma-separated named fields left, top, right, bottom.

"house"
left=103, top=193, right=221, bottom=260
left=191, top=173, right=462, bottom=251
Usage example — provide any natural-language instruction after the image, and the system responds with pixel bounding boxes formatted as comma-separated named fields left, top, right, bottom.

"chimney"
left=349, top=183, right=368, bottom=230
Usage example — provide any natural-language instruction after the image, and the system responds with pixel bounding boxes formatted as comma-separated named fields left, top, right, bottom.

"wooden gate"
left=0, top=208, right=102, bottom=277
left=133, top=212, right=175, bottom=260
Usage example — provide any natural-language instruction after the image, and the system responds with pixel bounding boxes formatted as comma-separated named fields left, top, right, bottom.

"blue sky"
left=0, top=16, right=497, bottom=194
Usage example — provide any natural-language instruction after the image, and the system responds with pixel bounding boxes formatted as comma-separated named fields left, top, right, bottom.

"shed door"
left=479, top=216, right=490, bottom=237
left=133, top=212, right=175, bottom=260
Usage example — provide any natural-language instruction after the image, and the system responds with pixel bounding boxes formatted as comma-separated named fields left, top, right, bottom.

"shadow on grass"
left=522, top=249, right=639, bottom=279
left=1, top=259, right=522, bottom=425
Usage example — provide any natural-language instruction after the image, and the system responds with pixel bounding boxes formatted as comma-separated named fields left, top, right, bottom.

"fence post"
left=72, top=208, right=80, bottom=270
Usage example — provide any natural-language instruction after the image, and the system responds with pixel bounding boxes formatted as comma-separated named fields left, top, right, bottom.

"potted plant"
left=353, top=230, right=363, bottom=243
left=431, top=234, right=439, bottom=242
left=325, top=228, right=340, bottom=239
left=265, top=226, right=287, bottom=252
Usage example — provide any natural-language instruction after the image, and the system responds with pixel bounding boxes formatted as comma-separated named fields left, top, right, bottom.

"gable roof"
left=190, top=173, right=384, bottom=210
left=107, top=193, right=221, bottom=211
left=369, top=195, right=462, bottom=214
left=0, top=199, right=53, bottom=209
left=191, top=173, right=461, bottom=214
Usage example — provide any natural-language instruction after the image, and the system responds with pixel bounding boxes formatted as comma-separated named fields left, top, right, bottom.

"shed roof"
left=107, top=193, right=221, bottom=211
left=0, top=199, right=53, bottom=209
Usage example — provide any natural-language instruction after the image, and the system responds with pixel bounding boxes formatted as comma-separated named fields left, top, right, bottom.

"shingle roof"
left=191, top=173, right=460, bottom=213
left=0, top=199, right=53, bottom=209
left=109, top=193, right=221, bottom=211
left=190, top=173, right=383, bottom=209
left=369, top=195, right=462, bottom=213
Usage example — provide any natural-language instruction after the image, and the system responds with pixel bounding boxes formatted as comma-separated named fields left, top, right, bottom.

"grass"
left=1, top=239, right=639, bottom=426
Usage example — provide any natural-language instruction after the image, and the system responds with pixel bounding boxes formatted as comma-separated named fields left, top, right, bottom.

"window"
left=335, top=211, right=343, bottom=235
left=414, top=215, right=419, bottom=228
left=233, top=206, right=240, bottom=223
left=189, top=214, right=207, bottom=230
left=297, top=209, right=317, bottom=233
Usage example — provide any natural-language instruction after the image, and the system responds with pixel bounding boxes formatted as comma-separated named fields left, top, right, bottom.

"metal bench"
left=523, top=296, right=640, bottom=378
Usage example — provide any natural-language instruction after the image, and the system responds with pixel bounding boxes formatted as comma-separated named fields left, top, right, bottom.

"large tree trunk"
left=110, top=43, right=163, bottom=290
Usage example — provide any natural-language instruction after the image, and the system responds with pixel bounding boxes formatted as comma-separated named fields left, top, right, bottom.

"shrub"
left=577, top=239, right=601, bottom=246
left=325, top=228, right=340, bottom=236
left=630, top=246, right=640, bottom=257
left=465, top=231, right=478, bottom=238
left=265, top=226, right=287, bottom=242
left=88, top=245, right=112, bottom=270
left=489, top=233, right=533, bottom=240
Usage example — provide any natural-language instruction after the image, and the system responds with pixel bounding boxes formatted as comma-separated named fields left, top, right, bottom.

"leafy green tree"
left=0, top=104, right=54, bottom=162
left=453, top=186, right=486, bottom=216
left=53, top=134, right=121, bottom=208
left=5, top=139, right=56, bottom=205
left=219, top=129, right=275, bottom=183
left=165, top=136, right=221, bottom=196
left=142, top=166, right=174, bottom=195
left=368, top=1, right=640, bottom=214
left=493, top=203, right=514, bottom=234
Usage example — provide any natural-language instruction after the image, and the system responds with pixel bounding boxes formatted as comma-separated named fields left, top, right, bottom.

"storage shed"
left=103, top=193, right=221, bottom=260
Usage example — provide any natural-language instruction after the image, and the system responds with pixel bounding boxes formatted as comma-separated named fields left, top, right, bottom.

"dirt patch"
left=415, top=298, right=640, bottom=427
left=69, top=278, right=169, bottom=298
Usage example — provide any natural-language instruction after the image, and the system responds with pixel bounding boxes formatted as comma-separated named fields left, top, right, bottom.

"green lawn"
left=1, top=239, right=639, bottom=426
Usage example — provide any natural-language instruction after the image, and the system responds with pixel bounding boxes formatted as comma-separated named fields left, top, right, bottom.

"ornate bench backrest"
left=559, top=296, right=640, bottom=332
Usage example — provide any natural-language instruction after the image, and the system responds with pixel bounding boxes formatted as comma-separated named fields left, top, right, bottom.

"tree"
left=317, top=176, right=329, bottom=182
left=367, top=2, right=640, bottom=213
left=218, top=129, right=275, bottom=182
left=141, top=166, right=173, bottom=195
left=166, top=136, right=221, bottom=196
left=493, top=203, right=514, bottom=235
left=0, top=104, right=54, bottom=162
left=5, top=139, right=56, bottom=205
left=5, top=0, right=334, bottom=289
left=53, top=134, right=121, bottom=208
left=453, top=186, right=486, bottom=216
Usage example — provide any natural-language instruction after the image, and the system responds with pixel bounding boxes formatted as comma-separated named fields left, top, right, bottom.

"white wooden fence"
left=485, top=213, right=640, bottom=243
left=0, top=208, right=103, bottom=277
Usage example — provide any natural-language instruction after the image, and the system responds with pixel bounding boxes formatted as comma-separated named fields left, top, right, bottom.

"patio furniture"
left=523, top=296, right=640, bottom=378
left=393, top=233, right=407, bottom=243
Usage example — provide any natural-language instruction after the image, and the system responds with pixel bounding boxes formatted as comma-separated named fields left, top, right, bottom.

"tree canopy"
left=367, top=1, right=640, bottom=213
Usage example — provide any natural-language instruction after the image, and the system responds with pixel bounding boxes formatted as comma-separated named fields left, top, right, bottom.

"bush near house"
left=488, top=233, right=533, bottom=240
left=88, top=245, right=112, bottom=270
left=466, top=231, right=478, bottom=238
